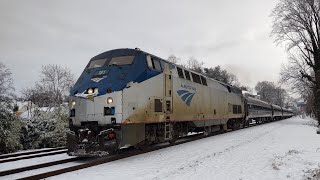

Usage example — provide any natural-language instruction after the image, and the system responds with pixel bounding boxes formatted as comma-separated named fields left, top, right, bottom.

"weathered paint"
left=68, top=48, right=246, bottom=151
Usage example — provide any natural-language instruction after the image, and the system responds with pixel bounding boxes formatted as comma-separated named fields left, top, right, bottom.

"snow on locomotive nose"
left=67, top=50, right=136, bottom=156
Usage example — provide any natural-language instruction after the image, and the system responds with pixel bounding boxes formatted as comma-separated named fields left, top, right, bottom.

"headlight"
left=94, top=88, right=99, bottom=93
left=106, top=97, right=113, bottom=104
left=72, top=101, right=76, bottom=106
left=87, top=88, right=93, bottom=94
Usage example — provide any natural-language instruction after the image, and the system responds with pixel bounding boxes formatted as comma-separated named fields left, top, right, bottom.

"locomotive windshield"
left=87, top=59, right=107, bottom=69
left=87, top=56, right=135, bottom=69
left=109, top=56, right=134, bottom=66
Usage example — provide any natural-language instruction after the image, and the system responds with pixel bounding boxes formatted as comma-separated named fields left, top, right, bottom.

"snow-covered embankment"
left=52, top=116, right=320, bottom=180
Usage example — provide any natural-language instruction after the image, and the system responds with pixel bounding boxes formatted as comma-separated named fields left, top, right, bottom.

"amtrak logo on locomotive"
left=91, top=70, right=109, bottom=82
left=177, top=84, right=196, bottom=107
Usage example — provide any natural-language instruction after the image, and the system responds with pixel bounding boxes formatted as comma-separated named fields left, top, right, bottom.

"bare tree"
left=255, top=81, right=288, bottom=106
left=0, top=62, right=14, bottom=106
left=23, top=64, right=74, bottom=109
left=228, top=73, right=240, bottom=87
left=271, top=0, right=320, bottom=123
left=204, top=65, right=240, bottom=86
left=167, top=55, right=180, bottom=64
left=239, top=85, right=253, bottom=92
left=179, top=57, right=241, bottom=86
left=280, top=55, right=314, bottom=94
left=20, top=64, right=74, bottom=149
left=305, top=90, right=316, bottom=116
left=40, top=64, right=74, bottom=99
left=186, top=57, right=204, bottom=73
left=0, top=62, right=22, bottom=153
left=280, top=55, right=315, bottom=111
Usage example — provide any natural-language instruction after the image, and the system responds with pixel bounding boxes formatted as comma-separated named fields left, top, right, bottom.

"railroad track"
left=17, top=135, right=206, bottom=180
left=0, top=149, right=68, bottom=164
left=0, top=157, right=86, bottom=176
left=1, top=119, right=284, bottom=180
left=0, top=147, right=66, bottom=160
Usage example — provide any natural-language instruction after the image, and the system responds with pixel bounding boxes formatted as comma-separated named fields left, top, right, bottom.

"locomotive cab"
left=67, top=49, right=159, bottom=156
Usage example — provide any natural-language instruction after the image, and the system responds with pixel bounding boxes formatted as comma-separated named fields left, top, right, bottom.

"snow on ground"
left=1, top=116, right=319, bottom=179
left=2, top=160, right=85, bottom=180
left=0, top=147, right=54, bottom=156
left=0, top=151, right=90, bottom=180
left=48, top=116, right=320, bottom=180
left=0, top=149, right=67, bottom=163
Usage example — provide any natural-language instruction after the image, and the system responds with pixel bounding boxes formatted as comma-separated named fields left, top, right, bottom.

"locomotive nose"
left=69, top=91, right=123, bottom=126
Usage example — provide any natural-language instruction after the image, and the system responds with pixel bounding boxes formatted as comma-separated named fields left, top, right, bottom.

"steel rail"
left=0, top=147, right=66, bottom=160
left=0, top=157, right=86, bottom=176
left=0, top=150, right=67, bottom=164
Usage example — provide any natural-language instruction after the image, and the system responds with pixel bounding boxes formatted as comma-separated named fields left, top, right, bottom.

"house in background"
left=15, top=101, right=68, bottom=120
left=297, top=101, right=306, bottom=114
left=15, top=101, right=35, bottom=119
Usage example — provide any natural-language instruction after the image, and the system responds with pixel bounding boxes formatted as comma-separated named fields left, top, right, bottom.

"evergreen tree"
left=0, top=62, right=22, bottom=154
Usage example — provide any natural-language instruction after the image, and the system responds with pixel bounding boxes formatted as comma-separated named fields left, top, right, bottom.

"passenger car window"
left=233, top=105, right=238, bottom=114
left=237, top=105, right=242, bottom=114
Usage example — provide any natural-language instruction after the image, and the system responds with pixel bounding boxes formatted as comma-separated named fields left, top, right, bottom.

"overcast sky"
left=0, top=0, right=288, bottom=93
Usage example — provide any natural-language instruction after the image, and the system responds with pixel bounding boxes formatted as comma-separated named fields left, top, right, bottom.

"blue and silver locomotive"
left=67, top=48, right=293, bottom=156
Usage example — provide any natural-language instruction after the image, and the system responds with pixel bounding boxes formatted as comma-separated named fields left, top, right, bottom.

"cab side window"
left=184, top=70, right=191, bottom=80
left=191, top=72, right=201, bottom=84
left=176, top=67, right=185, bottom=79
left=161, top=61, right=168, bottom=70
left=153, top=59, right=162, bottom=71
left=147, top=55, right=162, bottom=71
left=200, top=76, right=207, bottom=86
left=147, top=56, right=153, bottom=68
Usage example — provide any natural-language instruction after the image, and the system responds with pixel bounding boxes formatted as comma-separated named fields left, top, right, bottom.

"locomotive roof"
left=246, top=96, right=291, bottom=111
left=92, top=48, right=241, bottom=92
left=272, top=104, right=282, bottom=110
left=89, top=48, right=292, bottom=112
left=91, top=48, right=142, bottom=60
left=247, top=96, right=271, bottom=108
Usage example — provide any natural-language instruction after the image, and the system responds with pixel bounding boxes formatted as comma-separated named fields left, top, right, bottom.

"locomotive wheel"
left=231, top=120, right=238, bottom=130
left=169, top=131, right=178, bottom=144
left=204, top=127, right=211, bottom=136
left=135, top=141, right=148, bottom=151
left=169, top=137, right=177, bottom=144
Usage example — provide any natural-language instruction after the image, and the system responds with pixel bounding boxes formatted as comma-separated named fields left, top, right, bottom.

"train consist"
left=67, top=48, right=293, bottom=156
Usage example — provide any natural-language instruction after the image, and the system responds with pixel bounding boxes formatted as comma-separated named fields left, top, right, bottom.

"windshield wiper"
left=109, top=63, right=119, bottom=66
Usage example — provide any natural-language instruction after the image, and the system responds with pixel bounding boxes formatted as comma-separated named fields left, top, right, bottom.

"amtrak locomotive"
left=67, top=48, right=293, bottom=156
